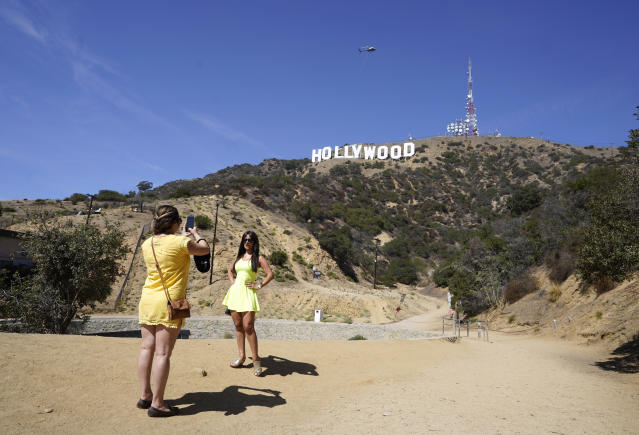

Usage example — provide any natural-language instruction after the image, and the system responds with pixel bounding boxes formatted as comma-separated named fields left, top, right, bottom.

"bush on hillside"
left=506, top=185, right=542, bottom=216
left=0, top=212, right=128, bottom=333
left=576, top=166, right=639, bottom=288
left=95, top=189, right=127, bottom=202
left=195, top=215, right=213, bottom=230
left=268, top=250, right=288, bottom=266
left=66, top=193, right=88, bottom=204
left=319, top=227, right=357, bottom=281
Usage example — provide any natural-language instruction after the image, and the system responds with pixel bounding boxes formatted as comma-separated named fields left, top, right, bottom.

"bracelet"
left=196, top=238, right=206, bottom=243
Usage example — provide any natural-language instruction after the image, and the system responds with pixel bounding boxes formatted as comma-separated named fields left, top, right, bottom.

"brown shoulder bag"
left=151, top=237, right=191, bottom=320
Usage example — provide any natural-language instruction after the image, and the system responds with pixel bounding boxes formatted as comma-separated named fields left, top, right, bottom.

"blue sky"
left=1, top=0, right=638, bottom=200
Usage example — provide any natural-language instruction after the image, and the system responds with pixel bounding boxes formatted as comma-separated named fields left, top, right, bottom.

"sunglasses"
left=244, top=238, right=255, bottom=243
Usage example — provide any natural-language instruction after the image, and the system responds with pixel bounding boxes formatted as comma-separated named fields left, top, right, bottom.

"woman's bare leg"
left=151, top=324, right=180, bottom=411
left=231, top=311, right=246, bottom=360
left=243, top=311, right=259, bottom=362
left=138, top=325, right=156, bottom=401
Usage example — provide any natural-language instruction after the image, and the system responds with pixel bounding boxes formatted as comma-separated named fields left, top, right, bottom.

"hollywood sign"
left=311, top=142, right=415, bottom=163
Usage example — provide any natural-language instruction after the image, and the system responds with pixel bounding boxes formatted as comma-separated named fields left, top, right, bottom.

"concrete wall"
left=66, top=316, right=440, bottom=340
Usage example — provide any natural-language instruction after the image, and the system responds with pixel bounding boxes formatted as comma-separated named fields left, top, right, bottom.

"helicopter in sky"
left=358, top=45, right=376, bottom=53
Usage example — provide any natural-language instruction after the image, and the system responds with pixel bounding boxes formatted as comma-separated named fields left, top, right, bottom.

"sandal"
left=253, top=360, right=263, bottom=377
left=230, top=357, right=245, bottom=368
left=148, top=406, right=179, bottom=417
left=136, top=398, right=152, bottom=409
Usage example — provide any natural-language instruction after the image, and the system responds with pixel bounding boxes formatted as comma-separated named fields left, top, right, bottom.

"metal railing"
left=442, top=316, right=489, bottom=342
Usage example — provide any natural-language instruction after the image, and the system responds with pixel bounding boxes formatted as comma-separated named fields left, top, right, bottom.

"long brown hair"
left=152, top=205, right=181, bottom=234
left=235, top=230, right=259, bottom=272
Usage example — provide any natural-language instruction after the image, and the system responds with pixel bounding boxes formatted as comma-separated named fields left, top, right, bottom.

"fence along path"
left=113, top=222, right=150, bottom=308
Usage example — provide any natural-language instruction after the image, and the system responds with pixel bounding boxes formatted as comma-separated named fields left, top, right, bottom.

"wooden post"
left=373, top=238, right=380, bottom=289
left=485, top=320, right=489, bottom=342
left=85, top=194, right=95, bottom=226
left=209, top=199, right=221, bottom=286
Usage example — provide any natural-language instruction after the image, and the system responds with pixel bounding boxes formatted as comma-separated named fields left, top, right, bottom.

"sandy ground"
left=1, top=326, right=638, bottom=434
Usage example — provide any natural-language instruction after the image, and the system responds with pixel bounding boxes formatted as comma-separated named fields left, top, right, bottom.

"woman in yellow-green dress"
left=223, top=230, right=273, bottom=376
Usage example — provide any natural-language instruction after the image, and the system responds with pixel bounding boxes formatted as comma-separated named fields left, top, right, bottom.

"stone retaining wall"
left=65, top=316, right=441, bottom=340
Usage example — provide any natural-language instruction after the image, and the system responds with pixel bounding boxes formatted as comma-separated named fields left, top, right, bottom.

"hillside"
left=2, top=135, right=638, bottom=352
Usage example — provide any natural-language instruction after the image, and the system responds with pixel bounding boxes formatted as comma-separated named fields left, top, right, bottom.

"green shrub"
left=576, top=166, right=639, bottom=287
left=507, top=314, right=516, bottom=323
left=348, top=335, right=367, bottom=341
left=292, top=252, right=308, bottom=266
left=0, top=212, right=128, bottom=333
left=169, top=187, right=192, bottom=198
left=66, top=193, right=89, bottom=204
left=268, top=250, right=288, bottom=266
left=95, top=189, right=127, bottom=202
left=195, top=215, right=213, bottom=230
left=506, top=185, right=542, bottom=216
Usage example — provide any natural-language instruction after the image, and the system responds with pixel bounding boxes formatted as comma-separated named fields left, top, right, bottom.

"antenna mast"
left=465, top=57, right=478, bottom=136
left=446, top=58, right=480, bottom=136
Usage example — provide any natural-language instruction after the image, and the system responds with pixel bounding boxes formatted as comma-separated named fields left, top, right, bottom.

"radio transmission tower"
left=465, top=57, right=478, bottom=136
left=446, top=58, right=479, bottom=136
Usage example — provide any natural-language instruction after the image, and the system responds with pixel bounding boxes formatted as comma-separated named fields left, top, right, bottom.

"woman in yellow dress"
left=137, top=205, right=209, bottom=417
left=223, top=230, right=274, bottom=376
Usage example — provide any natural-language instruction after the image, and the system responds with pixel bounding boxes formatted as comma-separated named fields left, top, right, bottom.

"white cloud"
left=183, top=110, right=264, bottom=149
left=0, top=6, right=47, bottom=42
left=1, top=3, right=172, bottom=129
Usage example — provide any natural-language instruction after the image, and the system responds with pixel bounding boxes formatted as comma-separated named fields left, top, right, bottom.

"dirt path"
left=1, top=331, right=637, bottom=434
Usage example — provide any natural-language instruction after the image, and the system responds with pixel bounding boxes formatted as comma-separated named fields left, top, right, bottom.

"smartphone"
left=185, top=215, right=195, bottom=232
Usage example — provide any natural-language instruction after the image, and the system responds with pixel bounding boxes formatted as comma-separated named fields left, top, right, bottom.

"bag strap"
left=151, top=237, right=173, bottom=304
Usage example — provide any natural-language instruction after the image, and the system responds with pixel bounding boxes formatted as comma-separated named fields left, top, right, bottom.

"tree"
left=620, top=105, right=639, bottom=164
left=136, top=181, right=153, bottom=212
left=95, top=189, right=127, bottom=201
left=576, top=166, right=639, bottom=288
left=137, top=180, right=153, bottom=193
left=318, top=227, right=357, bottom=281
left=66, top=193, right=89, bottom=205
left=0, top=213, right=128, bottom=333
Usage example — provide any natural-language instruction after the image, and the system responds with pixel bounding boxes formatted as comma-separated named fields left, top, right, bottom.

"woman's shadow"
left=172, top=386, right=286, bottom=416
left=257, top=354, right=319, bottom=377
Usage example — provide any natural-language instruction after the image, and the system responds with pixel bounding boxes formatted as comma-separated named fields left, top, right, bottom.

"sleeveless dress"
left=223, top=258, right=260, bottom=312
left=138, top=234, right=190, bottom=328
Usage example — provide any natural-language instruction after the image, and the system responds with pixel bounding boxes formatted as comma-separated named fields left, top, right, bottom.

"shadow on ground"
left=87, top=329, right=191, bottom=339
left=171, top=386, right=286, bottom=415
left=258, top=354, right=318, bottom=377
left=595, top=334, right=639, bottom=374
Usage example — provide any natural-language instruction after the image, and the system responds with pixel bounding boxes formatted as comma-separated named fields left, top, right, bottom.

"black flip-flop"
left=148, top=406, right=179, bottom=417
left=136, top=399, right=151, bottom=409
left=194, top=253, right=210, bottom=273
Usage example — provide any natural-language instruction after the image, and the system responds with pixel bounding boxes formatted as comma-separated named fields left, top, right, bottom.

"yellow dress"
left=223, top=258, right=260, bottom=312
left=138, top=234, right=190, bottom=328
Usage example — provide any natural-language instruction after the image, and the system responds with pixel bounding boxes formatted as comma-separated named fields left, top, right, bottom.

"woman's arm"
left=257, top=255, right=274, bottom=288
left=227, top=262, right=236, bottom=284
left=185, top=227, right=210, bottom=256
